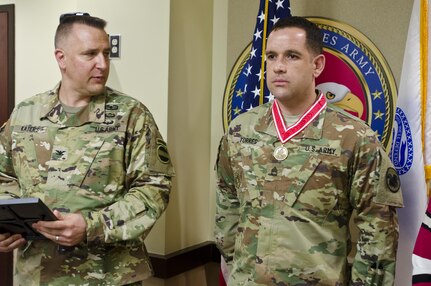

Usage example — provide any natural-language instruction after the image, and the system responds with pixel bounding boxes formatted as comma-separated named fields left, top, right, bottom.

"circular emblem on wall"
left=223, top=17, right=397, bottom=150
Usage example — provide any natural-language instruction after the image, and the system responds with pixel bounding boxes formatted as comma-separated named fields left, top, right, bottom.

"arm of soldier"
left=214, top=135, right=240, bottom=271
left=0, top=120, right=21, bottom=199
left=350, top=144, right=403, bottom=285
left=83, top=109, right=174, bottom=243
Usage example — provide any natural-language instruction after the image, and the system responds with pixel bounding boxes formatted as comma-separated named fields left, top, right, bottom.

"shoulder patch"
left=373, top=151, right=403, bottom=207
left=386, top=167, right=400, bottom=193
left=157, top=139, right=170, bottom=164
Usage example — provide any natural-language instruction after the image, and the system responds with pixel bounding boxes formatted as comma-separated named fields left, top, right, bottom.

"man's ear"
left=313, top=54, right=325, bottom=78
left=55, top=48, right=66, bottom=69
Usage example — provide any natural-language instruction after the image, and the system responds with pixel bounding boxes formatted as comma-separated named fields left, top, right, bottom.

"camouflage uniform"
left=0, top=84, right=174, bottom=285
left=215, top=99, right=403, bottom=286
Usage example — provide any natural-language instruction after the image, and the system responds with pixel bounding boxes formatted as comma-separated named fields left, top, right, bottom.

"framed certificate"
left=0, top=198, right=56, bottom=240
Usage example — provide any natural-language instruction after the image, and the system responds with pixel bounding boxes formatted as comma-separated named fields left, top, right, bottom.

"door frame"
left=0, top=4, right=14, bottom=124
left=0, top=5, right=15, bottom=286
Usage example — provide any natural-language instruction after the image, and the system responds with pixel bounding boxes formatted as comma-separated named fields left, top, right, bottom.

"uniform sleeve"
left=412, top=198, right=431, bottom=285
left=214, top=134, right=240, bottom=268
left=84, top=107, right=174, bottom=243
left=0, top=120, right=21, bottom=200
left=350, top=136, right=403, bottom=285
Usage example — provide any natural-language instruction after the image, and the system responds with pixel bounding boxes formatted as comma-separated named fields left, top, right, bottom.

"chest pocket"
left=236, top=142, right=343, bottom=223
left=40, top=128, right=127, bottom=212
left=11, top=127, right=51, bottom=190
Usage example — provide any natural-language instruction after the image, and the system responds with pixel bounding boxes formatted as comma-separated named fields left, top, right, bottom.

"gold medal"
left=273, top=145, right=288, bottom=161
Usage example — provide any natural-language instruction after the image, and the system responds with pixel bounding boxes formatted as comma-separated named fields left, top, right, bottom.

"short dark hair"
left=270, top=16, right=323, bottom=55
left=55, top=13, right=107, bottom=48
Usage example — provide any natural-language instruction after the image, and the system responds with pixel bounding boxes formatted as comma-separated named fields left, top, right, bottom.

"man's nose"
left=273, top=61, right=286, bottom=73
left=96, top=53, right=109, bottom=69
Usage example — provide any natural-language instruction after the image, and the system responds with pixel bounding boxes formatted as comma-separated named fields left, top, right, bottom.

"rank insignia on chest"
left=52, top=147, right=68, bottom=161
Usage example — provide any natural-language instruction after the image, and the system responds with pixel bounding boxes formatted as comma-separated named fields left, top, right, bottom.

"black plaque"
left=0, top=198, right=56, bottom=240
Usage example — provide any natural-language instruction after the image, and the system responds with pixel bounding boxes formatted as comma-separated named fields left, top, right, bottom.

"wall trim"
left=149, top=241, right=221, bottom=278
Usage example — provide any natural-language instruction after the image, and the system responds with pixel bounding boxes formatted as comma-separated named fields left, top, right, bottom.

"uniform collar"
left=40, top=82, right=107, bottom=126
left=255, top=100, right=326, bottom=141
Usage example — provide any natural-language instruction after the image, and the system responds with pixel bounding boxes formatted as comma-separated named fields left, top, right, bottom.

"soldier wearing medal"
left=215, top=16, right=403, bottom=285
left=0, top=13, right=174, bottom=285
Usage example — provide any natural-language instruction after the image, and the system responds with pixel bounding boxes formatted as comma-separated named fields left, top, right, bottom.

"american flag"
left=227, top=0, right=291, bottom=125
left=221, top=2, right=291, bottom=284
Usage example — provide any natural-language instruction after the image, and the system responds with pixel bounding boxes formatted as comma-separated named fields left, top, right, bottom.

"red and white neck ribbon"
left=272, top=93, right=327, bottom=144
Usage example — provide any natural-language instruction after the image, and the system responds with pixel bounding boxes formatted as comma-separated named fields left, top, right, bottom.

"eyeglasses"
left=59, top=12, right=90, bottom=23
